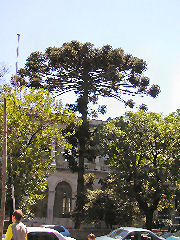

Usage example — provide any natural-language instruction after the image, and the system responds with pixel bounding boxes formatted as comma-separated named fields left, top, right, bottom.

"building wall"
left=46, top=156, right=110, bottom=227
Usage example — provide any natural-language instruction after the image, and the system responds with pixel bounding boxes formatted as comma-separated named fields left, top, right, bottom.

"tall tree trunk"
left=145, top=209, right=154, bottom=230
left=74, top=89, right=89, bottom=229
left=74, top=129, right=85, bottom=228
left=134, top=178, right=160, bottom=230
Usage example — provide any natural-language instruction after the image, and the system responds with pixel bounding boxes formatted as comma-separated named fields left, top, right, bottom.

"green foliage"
left=0, top=85, right=77, bottom=216
left=84, top=188, right=134, bottom=228
left=83, top=173, right=135, bottom=228
left=17, top=40, right=160, bottom=112
left=96, top=110, right=180, bottom=229
left=62, top=121, right=101, bottom=172
left=84, top=173, right=96, bottom=191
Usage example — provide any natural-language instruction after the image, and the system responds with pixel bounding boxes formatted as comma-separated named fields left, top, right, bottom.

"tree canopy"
left=92, top=110, right=179, bottom=229
left=0, top=85, right=77, bottom=216
left=17, top=41, right=160, bottom=110
left=15, top=40, right=160, bottom=228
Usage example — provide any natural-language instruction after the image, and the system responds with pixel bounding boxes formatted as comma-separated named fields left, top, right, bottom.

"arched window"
left=53, top=181, right=72, bottom=218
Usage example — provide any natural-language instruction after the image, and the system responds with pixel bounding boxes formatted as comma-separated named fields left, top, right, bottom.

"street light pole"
left=0, top=98, right=7, bottom=240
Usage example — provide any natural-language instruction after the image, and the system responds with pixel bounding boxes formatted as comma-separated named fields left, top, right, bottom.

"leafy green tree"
left=84, top=187, right=135, bottom=228
left=16, top=40, right=160, bottom=228
left=0, top=85, right=77, bottom=217
left=97, top=110, right=179, bottom=229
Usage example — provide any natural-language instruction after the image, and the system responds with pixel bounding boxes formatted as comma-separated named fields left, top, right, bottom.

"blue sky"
left=1, top=0, right=180, bottom=120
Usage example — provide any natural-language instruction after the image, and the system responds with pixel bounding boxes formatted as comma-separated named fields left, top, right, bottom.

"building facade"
left=44, top=120, right=110, bottom=227
left=46, top=155, right=110, bottom=227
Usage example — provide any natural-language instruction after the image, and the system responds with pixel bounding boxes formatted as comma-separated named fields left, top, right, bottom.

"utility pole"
left=0, top=98, right=7, bottom=240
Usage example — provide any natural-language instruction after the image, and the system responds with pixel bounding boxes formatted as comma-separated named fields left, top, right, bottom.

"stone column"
left=71, top=192, right=76, bottom=210
left=95, top=156, right=101, bottom=170
left=47, top=189, right=55, bottom=224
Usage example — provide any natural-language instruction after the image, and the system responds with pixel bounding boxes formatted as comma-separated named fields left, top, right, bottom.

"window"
left=28, top=232, right=59, bottom=240
left=108, top=229, right=128, bottom=238
left=140, top=232, right=154, bottom=240
left=53, top=181, right=72, bottom=217
left=62, top=194, right=71, bottom=214
left=54, top=226, right=65, bottom=233
left=124, top=232, right=139, bottom=240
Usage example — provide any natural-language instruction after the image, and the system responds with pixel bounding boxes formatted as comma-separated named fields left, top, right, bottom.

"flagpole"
left=15, top=33, right=20, bottom=91
left=11, top=34, right=20, bottom=210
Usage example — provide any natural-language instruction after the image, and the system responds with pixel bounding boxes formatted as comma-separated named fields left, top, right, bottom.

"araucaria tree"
left=97, top=111, right=180, bottom=229
left=16, top=40, right=160, bottom=228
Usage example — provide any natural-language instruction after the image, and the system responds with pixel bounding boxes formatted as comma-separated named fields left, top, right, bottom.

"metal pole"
left=11, top=184, right=15, bottom=211
left=11, top=34, right=20, bottom=209
left=0, top=98, right=7, bottom=240
left=15, top=33, right=20, bottom=91
left=16, top=34, right=20, bottom=76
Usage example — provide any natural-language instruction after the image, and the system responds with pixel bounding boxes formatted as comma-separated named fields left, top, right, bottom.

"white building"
left=46, top=155, right=110, bottom=227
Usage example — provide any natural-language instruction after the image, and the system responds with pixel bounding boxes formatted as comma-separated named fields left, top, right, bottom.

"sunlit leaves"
left=96, top=110, right=179, bottom=228
left=0, top=85, right=77, bottom=215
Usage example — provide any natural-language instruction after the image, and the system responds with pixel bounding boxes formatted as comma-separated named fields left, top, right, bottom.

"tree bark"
left=74, top=136, right=85, bottom=228
left=74, top=83, right=89, bottom=229
left=145, top=209, right=154, bottom=230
